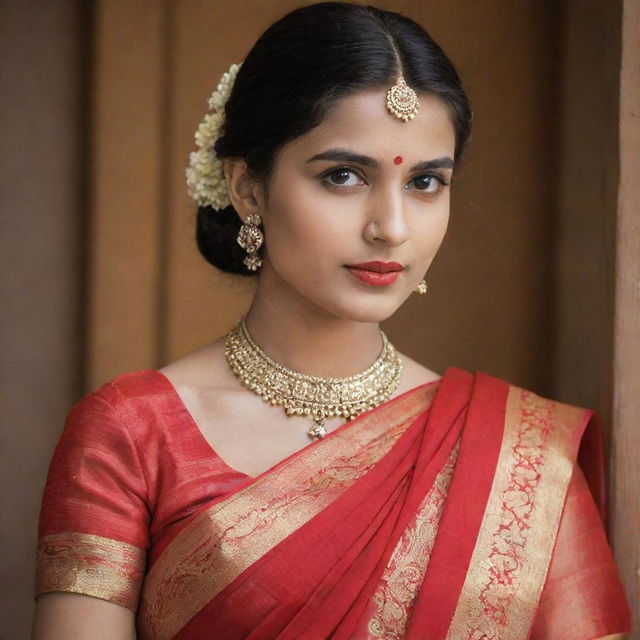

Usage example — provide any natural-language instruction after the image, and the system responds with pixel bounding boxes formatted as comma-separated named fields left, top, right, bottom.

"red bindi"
left=393, top=155, right=403, bottom=165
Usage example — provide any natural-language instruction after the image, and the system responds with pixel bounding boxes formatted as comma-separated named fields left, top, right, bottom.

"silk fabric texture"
left=36, top=368, right=631, bottom=639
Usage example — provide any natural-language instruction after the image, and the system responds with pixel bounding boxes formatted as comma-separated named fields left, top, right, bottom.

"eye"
left=407, top=174, right=449, bottom=194
left=320, top=167, right=366, bottom=189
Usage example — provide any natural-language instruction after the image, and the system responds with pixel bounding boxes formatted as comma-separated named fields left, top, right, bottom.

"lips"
left=344, top=261, right=404, bottom=287
left=346, top=261, right=404, bottom=273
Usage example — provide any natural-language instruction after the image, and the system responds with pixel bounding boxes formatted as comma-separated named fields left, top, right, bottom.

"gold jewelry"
left=224, top=316, right=403, bottom=440
left=386, top=75, right=419, bottom=122
left=236, top=214, right=263, bottom=271
left=415, top=280, right=428, bottom=295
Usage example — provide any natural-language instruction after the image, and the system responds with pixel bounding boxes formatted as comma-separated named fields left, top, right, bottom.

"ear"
left=222, top=158, right=265, bottom=221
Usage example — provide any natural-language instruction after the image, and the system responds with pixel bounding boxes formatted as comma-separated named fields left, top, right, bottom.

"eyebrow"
left=306, top=148, right=455, bottom=171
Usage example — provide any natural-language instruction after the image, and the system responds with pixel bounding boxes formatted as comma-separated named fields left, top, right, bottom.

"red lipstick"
left=348, top=261, right=404, bottom=273
left=345, top=261, right=404, bottom=287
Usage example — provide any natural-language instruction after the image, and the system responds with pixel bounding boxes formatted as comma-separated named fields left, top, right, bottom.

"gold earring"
left=415, top=280, right=427, bottom=295
left=237, top=214, right=263, bottom=271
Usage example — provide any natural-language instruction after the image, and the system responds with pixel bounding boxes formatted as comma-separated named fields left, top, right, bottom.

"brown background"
left=1, top=1, right=638, bottom=638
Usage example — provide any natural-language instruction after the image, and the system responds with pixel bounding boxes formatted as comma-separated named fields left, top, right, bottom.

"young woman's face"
left=258, top=87, right=456, bottom=323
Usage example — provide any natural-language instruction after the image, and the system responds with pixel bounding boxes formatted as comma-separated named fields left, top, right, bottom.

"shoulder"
left=89, top=368, right=174, bottom=408
left=157, top=336, right=242, bottom=412
left=468, top=370, right=600, bottom=484
left=466, top=368, right=593, bottom=418
left=395, top=351, right=442, bottom=394
left=159, top=336, right=234, bottom=388
left=437, top=366, right=597, bottom=454
left=64, top=337, right=244, bottom=451
left=63, top=369, right=181, bottom=450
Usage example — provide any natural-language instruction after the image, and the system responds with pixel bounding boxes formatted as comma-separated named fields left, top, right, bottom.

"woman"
left=32, top=3, right=631, bottom=639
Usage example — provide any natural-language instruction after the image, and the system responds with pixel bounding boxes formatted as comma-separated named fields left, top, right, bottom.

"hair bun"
left=195, top=205, right=258, bottom=276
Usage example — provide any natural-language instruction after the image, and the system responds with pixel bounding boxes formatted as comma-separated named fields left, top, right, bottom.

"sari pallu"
left=136, top=367, right=631, bottom=639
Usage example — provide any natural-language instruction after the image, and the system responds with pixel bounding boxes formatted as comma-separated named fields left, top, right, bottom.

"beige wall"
left=612, top=0, right=640, bottom=629
left=553, top=0, right=621, bottom=430
left=0, top=1, right=88, bottom=638
left=2, top=1, right=636, bottom=637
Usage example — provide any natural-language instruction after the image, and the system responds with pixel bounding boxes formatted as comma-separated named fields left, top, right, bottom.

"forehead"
left=286, top=88, right=456, bottom=160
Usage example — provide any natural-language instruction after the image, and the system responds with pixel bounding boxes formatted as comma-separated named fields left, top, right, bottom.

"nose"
left=364, top=187, right=410, bottom=246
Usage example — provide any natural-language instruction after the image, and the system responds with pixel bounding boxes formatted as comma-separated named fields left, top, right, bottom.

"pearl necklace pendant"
left=308, top=418, right=327, bottom=441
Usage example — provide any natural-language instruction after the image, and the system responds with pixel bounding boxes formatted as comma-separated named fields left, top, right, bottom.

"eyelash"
left=318, top=166, right=450, bottom=195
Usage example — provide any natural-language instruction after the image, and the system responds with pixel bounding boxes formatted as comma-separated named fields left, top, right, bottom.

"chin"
left=321, top=293, right=407, bottom=324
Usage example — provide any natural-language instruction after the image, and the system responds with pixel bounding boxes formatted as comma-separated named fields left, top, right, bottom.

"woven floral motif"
left=367, top=439, right=460, bottom=639
left=446, top=386, right=582, bottom=639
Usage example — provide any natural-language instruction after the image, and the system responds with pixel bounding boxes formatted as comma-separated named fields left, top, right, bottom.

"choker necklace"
left=224, top=316, right=403, bottom=440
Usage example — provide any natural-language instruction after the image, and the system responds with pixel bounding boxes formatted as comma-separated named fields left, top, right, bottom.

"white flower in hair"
left=186, top=62, right=242, bottom=210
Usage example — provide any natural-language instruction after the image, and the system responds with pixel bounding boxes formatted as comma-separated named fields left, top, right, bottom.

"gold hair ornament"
left=225, top=316, right=403, bottom=440
left=185, top=61, right=243, bottom=210
left=386, top=75, right=419, bottom=122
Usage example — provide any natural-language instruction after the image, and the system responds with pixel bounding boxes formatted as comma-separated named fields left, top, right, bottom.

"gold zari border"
left=36, top=531, right=146, bottom=611
left=367, top=437, right=461, bottom=639
left=445, top=385, right=587, bottom=638
left=138, top=383, right=438, bottom=640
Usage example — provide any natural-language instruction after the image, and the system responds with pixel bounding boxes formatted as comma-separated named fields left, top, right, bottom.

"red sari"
left=35, top=367, right=631, bottom=639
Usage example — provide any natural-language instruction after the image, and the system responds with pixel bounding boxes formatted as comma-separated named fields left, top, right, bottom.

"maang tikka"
left=237, top=214, right=263, bottom=271
left=386, top=75, right=420, bottom=122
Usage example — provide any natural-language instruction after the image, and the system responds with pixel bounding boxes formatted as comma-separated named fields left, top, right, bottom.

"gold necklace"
left=224, top=315, right=403, bottom=440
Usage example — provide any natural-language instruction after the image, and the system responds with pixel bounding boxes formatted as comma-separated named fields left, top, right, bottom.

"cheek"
left=413, top=199, right=450, bottom=254
left=264, top=181, right=351, bottom=263
left=266, top=208, right=322, bottom=254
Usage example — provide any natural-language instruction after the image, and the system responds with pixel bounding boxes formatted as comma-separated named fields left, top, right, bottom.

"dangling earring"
left=415, top=279, right=428, bottom=295
left=237, top=214, right=263, bottom=271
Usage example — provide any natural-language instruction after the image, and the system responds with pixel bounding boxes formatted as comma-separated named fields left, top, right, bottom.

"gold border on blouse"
left=445, top=384, right=588, bottom=639
left=36, top=531, right=146, bottom=611
left=137, top=383, right=438, bottom=640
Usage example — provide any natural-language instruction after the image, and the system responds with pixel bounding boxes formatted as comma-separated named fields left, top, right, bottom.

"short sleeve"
left=530, top=463, right=632, bottom=639
left=35, top=390, right=151, bottom=612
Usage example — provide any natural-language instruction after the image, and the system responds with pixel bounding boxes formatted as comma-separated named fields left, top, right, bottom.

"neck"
left=244, top=269, right=386, bottom=378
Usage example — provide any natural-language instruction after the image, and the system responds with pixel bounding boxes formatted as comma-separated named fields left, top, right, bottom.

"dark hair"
left=196, top=1, right=471, bottom=275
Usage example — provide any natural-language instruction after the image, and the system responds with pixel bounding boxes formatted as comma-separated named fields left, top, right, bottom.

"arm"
left=33, top=390, right=150, bottom=639
left=32, top=593, right=136, bottom=640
